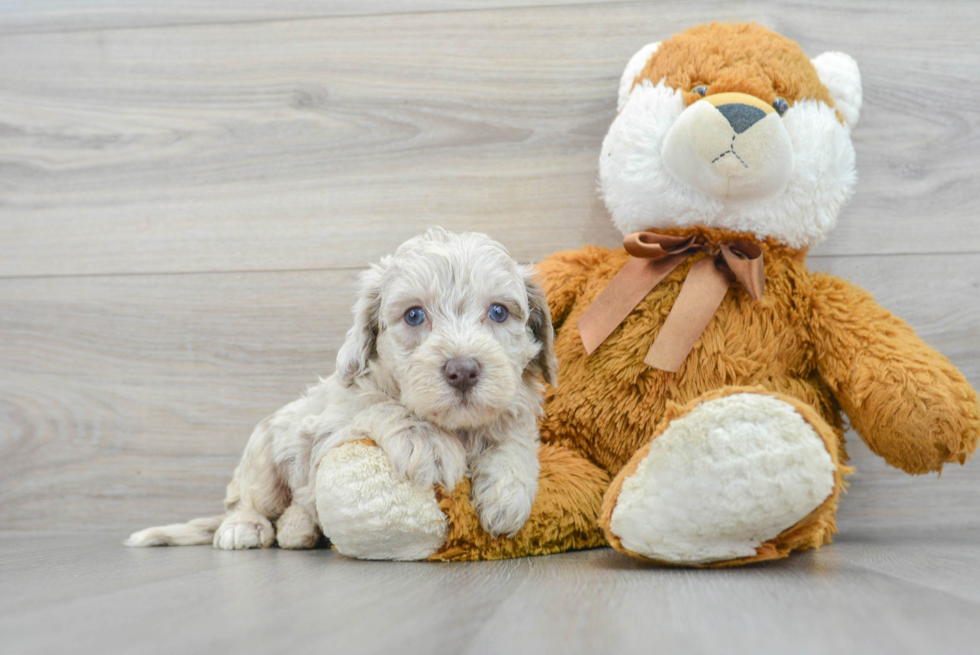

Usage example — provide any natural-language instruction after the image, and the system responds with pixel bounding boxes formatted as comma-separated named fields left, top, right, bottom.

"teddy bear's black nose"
left=444, top=358, right=481, bottom=392
left=716, top=103, right=766, bottom=134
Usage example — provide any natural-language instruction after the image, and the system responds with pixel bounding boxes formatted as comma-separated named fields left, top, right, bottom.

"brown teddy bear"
left=314, top=22, right=980, bottom=566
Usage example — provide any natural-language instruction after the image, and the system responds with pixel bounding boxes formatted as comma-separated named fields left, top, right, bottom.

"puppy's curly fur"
left=126, top=228, right=556, bottom=549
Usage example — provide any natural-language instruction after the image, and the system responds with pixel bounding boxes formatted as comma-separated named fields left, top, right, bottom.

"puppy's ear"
left=524, top=268, right=558, bottom=387
left=336, top=262, right=386, bottom=387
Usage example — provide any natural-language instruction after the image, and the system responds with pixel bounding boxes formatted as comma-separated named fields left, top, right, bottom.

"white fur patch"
left=812, top=51, right=862, bottom=129
left=608, top=393, right=836, bottom=565
left=617, top=42, right=660, bottom=113
left=316, top=441, right=447, bottom=561
left=469, top=435, right=539, bottom=537
left=600, top=81, right=857, bottom=248
left=124, top=516, right=222, bottom=547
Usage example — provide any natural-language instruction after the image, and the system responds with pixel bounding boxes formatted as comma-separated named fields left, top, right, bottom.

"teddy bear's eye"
left=773, top=97, right=789, bottom=116
left=693, top=85, right=708, bottom=97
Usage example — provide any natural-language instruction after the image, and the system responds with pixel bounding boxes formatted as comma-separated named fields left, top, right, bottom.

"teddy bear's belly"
left=541, top=280, right=840, bottom=476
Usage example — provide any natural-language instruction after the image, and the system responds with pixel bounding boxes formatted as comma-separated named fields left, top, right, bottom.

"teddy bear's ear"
left=811, top=51, right=863, bottom=129
left=617, top=42, right=661, bottom=112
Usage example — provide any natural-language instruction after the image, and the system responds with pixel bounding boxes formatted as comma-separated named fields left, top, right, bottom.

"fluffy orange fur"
left=636, top=22, right=837, bottom=115
left=537, top=229, right=854, bottom=477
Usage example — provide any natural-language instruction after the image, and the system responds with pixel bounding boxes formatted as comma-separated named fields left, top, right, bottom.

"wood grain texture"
left=0, top=0, right=629, bottom=35
left=2, top=0, right=980, bottom=278
left=0, top=269, right=359, bottom=531
left=1, top=532, right=979, bottom=655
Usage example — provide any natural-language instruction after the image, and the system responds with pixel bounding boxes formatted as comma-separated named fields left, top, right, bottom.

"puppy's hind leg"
left=275, top=504, right=322, bottom=549
left=214, top=416, right=291, bottom=550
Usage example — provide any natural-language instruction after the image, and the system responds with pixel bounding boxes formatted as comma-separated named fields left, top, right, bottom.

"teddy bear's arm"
left=534, top=246, right=613, bottom=328
left=809, top=271, right=980, bottom=474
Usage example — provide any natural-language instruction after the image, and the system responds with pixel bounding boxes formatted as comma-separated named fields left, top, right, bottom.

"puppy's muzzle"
left=444, top=357, right=481, bottom=393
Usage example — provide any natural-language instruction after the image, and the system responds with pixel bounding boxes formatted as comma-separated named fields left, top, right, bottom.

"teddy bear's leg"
left=315, top=440, right=609, bottom=561
left=600, top=387, right=850, bottom=567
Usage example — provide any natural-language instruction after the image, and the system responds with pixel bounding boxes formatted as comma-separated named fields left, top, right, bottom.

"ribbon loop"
left=623, top=232, right=699, bottom=259
left=577, top=230, right=766, bottom=372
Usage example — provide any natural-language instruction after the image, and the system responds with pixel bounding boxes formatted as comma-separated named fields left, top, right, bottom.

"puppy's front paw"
left=471, top=475, right=536, bottom=538
left=382, top=426, right=466, bottom=491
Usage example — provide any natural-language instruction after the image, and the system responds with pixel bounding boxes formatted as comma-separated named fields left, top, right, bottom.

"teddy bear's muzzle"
left=662, top=91, right=794, bottom=203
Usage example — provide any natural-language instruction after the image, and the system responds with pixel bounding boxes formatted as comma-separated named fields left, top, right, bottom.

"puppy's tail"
left=124, top=515, right=224, bottom=547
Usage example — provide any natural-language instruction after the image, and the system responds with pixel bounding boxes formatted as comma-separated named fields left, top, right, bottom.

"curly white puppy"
left=126, top=228, right=556, bottom=550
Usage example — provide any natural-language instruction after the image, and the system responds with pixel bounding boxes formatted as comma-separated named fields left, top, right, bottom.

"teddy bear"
left=314, top=22, right=980, bottom=566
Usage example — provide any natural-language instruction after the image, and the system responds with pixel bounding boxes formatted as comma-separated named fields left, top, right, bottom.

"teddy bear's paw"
left=607, top=393, right=837, bottom=565
left=315, top=441, right=448, bottom=561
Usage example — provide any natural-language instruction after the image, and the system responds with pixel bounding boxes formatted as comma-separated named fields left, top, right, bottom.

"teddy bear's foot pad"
left=315, top=441, right=448, bottom=561
left=608, top=393, right=836, bottom=565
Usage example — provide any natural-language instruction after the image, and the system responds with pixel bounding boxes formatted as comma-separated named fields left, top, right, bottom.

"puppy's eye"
left=693, top=85, right=707, bottom=97
left=404, top=307, right=426, bottom=326
left=487, top=304, right=508, bottom=323
left=773, top=97, right=789, bottom=116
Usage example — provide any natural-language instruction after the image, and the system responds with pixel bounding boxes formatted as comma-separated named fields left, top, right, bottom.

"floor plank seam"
left=0, top=0, right=644, bottom=38
left=2, top=251, right=978, bottom=282
left=0, top=265, right=369, bottom=282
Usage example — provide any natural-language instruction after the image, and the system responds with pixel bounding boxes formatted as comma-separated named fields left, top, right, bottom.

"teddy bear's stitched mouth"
left=710, top=135, right=748, bottom=168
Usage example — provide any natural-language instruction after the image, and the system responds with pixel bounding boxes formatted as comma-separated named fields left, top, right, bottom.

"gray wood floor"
left=2, top=1, right=980, bottom=654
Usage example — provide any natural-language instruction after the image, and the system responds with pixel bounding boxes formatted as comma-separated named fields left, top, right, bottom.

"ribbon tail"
left=577, top=254, right=689, bottom=355
left=644, top=257, right=731, bottom=372
left=721, top=243, right=765, bottom=300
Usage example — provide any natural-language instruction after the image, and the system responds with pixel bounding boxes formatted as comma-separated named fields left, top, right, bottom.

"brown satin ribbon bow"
left=577, top=231, right=765, bottom=373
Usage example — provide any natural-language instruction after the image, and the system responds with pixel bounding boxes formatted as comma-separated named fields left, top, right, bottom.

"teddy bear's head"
left=600, top=23, right=862, bottom=249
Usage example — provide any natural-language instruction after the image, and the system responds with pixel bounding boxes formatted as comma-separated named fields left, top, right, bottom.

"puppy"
left=126, top=228, right=557, bottom=550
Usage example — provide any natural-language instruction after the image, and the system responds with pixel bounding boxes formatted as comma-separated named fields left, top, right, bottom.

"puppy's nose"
left=444, top=358, right=481, bottom=392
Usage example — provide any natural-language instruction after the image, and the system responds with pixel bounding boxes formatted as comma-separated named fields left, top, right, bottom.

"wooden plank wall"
left=1, top=0, right=978, bottom=534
